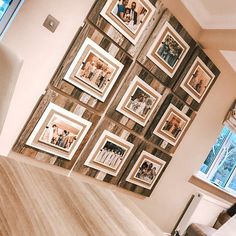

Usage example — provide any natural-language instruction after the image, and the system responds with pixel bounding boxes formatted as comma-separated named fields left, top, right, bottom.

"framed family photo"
left=153, top=104, right=190, bottom=146
left=180, top=57, right=215, bottom=103
left=84, top=130, right=134, bottom=176
left=100, top=0, right=155, bottom=45
left=63, top=37, right=124, bottom=102
left=126, top=150, right=166, bottom=189
left=26, top=103, right=92, bottom=160
left=147, top=22, right=190, bottom=77
left=116, top=76, right=162, bottom=126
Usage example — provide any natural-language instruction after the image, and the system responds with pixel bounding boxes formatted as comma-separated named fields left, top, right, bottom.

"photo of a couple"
left=180, top=57, right=215, bottom=103
left=188, top=66, right=211, bottom=96
left=162, top=113, right=185, bottom=139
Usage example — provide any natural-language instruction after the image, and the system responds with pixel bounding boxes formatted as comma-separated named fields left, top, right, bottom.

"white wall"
left=1, top=0, right=236, bottom=234
left=0, top=0, right=94, bottom=155
left=128, top=1, right=236, bottom=233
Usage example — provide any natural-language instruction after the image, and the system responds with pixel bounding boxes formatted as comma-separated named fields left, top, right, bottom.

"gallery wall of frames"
left=13, top=0, right=220, bottom=197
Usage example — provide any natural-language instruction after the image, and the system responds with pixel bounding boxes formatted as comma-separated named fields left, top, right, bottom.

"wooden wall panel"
left=13, top=89, right=101, bottom=170
left=172, top=46, right=221, bottom=111
left=12, top=0, right=220, bottom=196
left=106, top=62, right=170, bottom=136
left=118, top=141, right=171, bottom=196
left=87, top=0, right=165, bottom=57
left=50, top=22, right=133, bottom=114
left=137, top=10, right=196, bottom=88
left=72, top=118, right=142, bottom=185
left=145, top=93, right=196, bottom=154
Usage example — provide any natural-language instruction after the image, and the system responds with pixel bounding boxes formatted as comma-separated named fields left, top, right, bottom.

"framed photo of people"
left=153, top=104, right=191, bottom=146
left=26, top=103, right=92, bottom=160
left=63, top=37, right=124, bottom=102
left=100, top=0, right=156, bottom=45
left=116, top=75, right=162, bottom=126
left=180, top=57, right=216, bottom=103
left=147, top=21, right=190, bottom=77
left=126, top=150, right=166, bottom=189
left=84, top=130, right=134, bottom=176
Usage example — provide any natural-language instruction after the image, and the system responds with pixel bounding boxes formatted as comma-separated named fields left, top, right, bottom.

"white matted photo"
left=100, top=0, right=155, bottom=45
left=126, top=150, right=166, bottom=189
left=26, top=103, right=92, bottom=160
left=147, top=22, right=190, bottom=77
left=116, top=75, right=162, bottom=126
left=153, top=104, right=190, bottom=146
left=180, top=57, right=215, bottom=103
left=84, top=130, right=134, bottom=176
left=64, top=37, right=124, bottom=102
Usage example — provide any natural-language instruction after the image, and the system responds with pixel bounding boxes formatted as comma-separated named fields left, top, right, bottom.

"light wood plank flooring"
left=0, top=156, right=164, bottom=236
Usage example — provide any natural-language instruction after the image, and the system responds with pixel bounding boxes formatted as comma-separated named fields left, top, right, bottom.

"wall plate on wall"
left=43, top=14, right=59, bottom=33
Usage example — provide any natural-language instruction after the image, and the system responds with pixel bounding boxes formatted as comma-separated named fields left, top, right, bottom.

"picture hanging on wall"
left=180, top=57, right=216, bottom=103
left=100, top=0, right=156, bottom=45
left=153, top=104, right=190, bottom=146
left=63, top=37, right=124, bottom=102
left=126, top=150, right=166, bottom=189
left=147, top=21, right=190, bottom=77
left=116, top=75, right=162, bottom=126
left=84, top=130, right=134, bottom=176
left=26, top=103, right=92, bottom=160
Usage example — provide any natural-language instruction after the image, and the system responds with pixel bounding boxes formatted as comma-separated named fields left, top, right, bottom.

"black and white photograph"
left=153, top=104, right=190, bottom=146
left=147, top=22, right=190, bottom=77
left=26, top=103, right=92, bottom=160
left=116, top=76, right=162, bottom=126
left=100, top=0, right=155, bottom=44
left=94, top=140, right=126, bottom=170
left=64, top=37, right=124, bottom=102
left=126, top=151, right=165, bottom=189
left=84, top=130, right=134, bottom=176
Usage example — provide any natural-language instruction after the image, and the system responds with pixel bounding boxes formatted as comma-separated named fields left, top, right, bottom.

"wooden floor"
left=0, top=156, right=164, bottom=236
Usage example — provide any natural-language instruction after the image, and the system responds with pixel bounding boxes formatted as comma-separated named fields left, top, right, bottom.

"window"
left=199, top=126, right=236, bottom=195
left=0, top=0, right=24, bottom=39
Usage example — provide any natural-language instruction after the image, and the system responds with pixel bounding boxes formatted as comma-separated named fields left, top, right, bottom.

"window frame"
left=0, top=0, right=24, bottom=39
left=198, top=126, right=236, bottom=196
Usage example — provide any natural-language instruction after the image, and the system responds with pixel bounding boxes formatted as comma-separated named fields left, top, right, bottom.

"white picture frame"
left=116, top=75, right=162, bottom=126
left=64, top=37, right=124, bottom=102
left=84, top=130, right=134, bottom=176
left=26, top=103, right=92, bottom=160
left=153, top=104, right=190, bottom=146
left=100, top=0, right=155, bottom=45
left=180, top=57, right=215, bottom=103
left=147, top=22, right=190, bottom=77
left=126, top=150, right=166, bottom=189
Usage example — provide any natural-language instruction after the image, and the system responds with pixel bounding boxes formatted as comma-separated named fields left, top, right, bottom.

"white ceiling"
left=181, top=0, right=236, bottom=72
left=181, top=0, right=236, bottom=29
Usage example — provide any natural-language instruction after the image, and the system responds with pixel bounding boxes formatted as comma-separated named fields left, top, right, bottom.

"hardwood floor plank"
left=0, top=156, right=164, bottom=236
